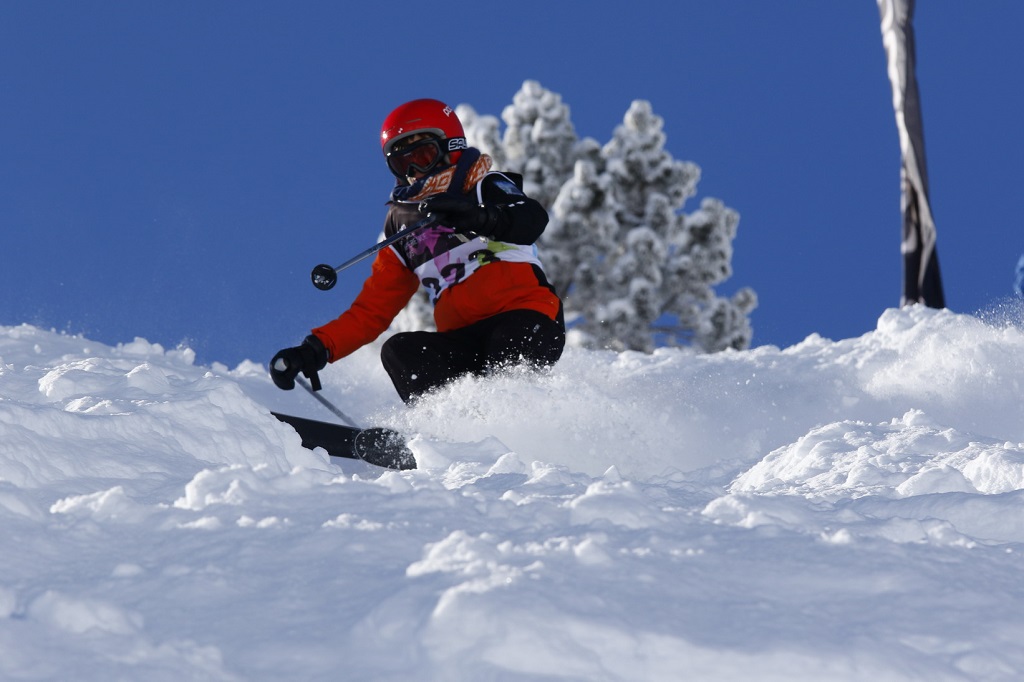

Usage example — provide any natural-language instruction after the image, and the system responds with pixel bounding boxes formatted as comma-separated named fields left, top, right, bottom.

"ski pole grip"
left=304, top=369, right=323, bottom=392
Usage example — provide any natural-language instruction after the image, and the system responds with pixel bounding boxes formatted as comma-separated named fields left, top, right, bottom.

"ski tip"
left=353, top=427, right=417, bottom=470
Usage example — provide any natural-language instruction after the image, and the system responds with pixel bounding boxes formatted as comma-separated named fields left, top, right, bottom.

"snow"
left=2, top=305, right=1024, bottom=680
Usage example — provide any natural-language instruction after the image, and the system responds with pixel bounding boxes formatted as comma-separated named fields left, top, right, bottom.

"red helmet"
left=380, top=98, right=467, bottom=161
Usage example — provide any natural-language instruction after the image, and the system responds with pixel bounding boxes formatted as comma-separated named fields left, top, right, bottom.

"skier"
left=270, top=98, right=565, bottom=403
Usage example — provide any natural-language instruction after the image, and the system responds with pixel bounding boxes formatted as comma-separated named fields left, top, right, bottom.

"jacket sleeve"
left=310, top=247, right=420, bottom=362
left=479, top=173, right=549, bottom=245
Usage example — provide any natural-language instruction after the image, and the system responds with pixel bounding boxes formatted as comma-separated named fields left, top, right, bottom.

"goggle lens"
left=386, top=138, right=443, bottom=178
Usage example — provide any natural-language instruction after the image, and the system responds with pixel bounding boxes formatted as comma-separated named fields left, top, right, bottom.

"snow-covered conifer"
left=499, top=80, right=581, bottom=208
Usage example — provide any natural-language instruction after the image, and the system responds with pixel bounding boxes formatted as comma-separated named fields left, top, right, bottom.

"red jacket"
left=312, top=169, right=561, bottom=362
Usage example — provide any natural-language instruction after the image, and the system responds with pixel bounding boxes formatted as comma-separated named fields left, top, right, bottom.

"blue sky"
left=3, top=2, right=1022, bottom=367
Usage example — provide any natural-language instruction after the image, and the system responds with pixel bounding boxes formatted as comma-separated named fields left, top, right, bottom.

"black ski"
left=272, top=412, right=416, bottom=470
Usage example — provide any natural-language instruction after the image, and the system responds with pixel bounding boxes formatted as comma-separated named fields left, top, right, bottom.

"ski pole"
left=310, top=213, right=437, bottom=291
left=295, top=375, right=358, bottom=428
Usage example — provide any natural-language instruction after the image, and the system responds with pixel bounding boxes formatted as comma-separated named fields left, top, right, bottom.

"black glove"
left=418, top=194, right=499, bottom=237
left=270, top=335, right=329, bottom=391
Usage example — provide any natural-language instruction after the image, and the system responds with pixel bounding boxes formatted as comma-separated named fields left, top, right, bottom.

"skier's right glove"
left=270, top=335, right=329, bottom=391
left=418, top=194, right=501, bottom=238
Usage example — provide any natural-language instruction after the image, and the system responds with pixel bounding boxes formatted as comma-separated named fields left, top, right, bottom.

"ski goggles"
left=386, top=137, right=444, bottom=178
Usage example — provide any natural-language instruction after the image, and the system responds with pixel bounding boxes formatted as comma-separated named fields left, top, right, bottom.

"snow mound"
left=732, top=409, right=1024, bottom=499
left=0, top=324, right=325, bottom=489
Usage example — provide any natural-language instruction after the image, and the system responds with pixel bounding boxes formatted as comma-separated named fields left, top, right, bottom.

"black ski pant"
left=380, top=309, right=565, bottom=404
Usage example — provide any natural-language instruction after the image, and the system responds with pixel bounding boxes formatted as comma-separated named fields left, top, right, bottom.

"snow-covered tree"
left=454, top=104, right=506, bottom=171
left=497, top=80, right=581, bottom=208
left=545, top=98, right=756, bottom=352
left=391, top=81, right=757, bottom=353
left=664, top=197, right=757, bottom=352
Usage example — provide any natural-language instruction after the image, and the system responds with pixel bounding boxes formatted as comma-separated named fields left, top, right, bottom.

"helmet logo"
left=442, top=106, right=453, bottom=117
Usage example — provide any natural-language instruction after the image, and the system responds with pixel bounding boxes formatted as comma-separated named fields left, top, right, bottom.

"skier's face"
left=387, top=133, right=446, bottom=183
